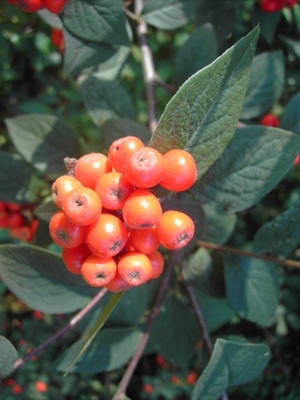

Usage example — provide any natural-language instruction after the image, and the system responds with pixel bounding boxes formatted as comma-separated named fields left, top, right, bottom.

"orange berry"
left=95, top=172, right=134, bottom=210
left=117, top=251, right=152, bottom=286
left=108, top=136, right=144, bottom=173
left=35, top=381, right=47, bottom=393
left=81, top=254, right=117, bottom=287
left=12, top=383, right=23, bottom=394
left=62, top=187, right=102, bottom=226
left=9, top=226, right=33, bottom=242
left=186, top=371, right=197, bottom=385
left=62, top=243, right=91, bottom=274
left=148, top=250, right=164, bottom=279
left=260, top=113, right=280, bottom=127
left=44, top=0, right=68, bottom=14
left=52, top=175, right=83, bottom=208
left=74, top=153, right=112, bottom=189
left=160, top=149, right=197, bottom=192
left=156, top=210, right=194, bottom=250
left=49, top=211, right=87, bottom=248
left=129, top=226, right=160, bottom=255
left=143, top=384, right=154, bottom=394
left=6, top=211, right=24, bottom=228
left=86, top=213, right=129, bottom=258
left=122, top=189, right=162, bottom=229
left=124, top=147, right=164, bottom=188
left=105, top=271, right=132, bottom=292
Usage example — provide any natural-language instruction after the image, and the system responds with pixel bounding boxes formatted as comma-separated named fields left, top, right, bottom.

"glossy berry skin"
left=122, top=189, right=162, bottom=229
left=81, top=254, right=117, bottom=287
left=160, top=149, right=197, bottom=192
left=52, top=175, right=83, bottom=208
left=260, top=113, right=280, bottom=127
left=49, top=211, right=87, bottom=248
left=62, top=187, right=102, bottom=226
left=86, top=213, right=129, bottom=258
left=95, top=172, right=134, bottom=210
left=75, top=153, right=112, bottom=189
left=44, top=0, right=68, bottom=13
left=124, top=147, right=164, bottom=188
left=129, top=226, right=160, bottom=255
left=156, top=210, right=195, bottom=250
left=117, top=251, right=152, bottom=286
left=9, top=0, right=44, bottom=12
left=108, top=136, right=144, bottom=173
left=148, top=250, right=164, bottom=279
left=62, top=243, right=91, bottom=274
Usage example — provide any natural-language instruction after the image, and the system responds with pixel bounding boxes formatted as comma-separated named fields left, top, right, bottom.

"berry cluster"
left=0, top=201, right=38, bottom=242
left=259, top=0, right=297, bottom=12
left=49, top=136, right=197, bottom=292
left=7, top=0, right=68, bottom=14
left=51, top=28, right=64, bottom=54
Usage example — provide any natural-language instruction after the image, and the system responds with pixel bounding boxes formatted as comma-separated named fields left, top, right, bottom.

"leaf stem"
left=111, top=253, right=174, bottom=400
left=197, top=240, right=300, bottom=269
left=134, top=0, right=157, bottom=134
left=12, top=288, right=108, bottom=372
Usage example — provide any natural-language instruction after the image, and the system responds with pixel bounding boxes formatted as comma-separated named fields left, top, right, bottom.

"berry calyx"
left=81, top=254, right=117, bottom=287
left=117, top=251, right=152, bottom=286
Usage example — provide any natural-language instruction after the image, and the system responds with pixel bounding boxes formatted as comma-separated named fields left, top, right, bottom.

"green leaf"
left=241, top=51, right=285, bottom=119
left=253, top=203, right=300, bottom=258
left=143, top=0, right=198, bottom=30
left=191, top=339, right=270, bottom=400
left=62, top=0, right=129, bottom=46
left=34, top=200, right=58, bottom=223
left=280, top=90, right=300, bottom=134
left=0, top=245, right=98, bottom=313
left=80, top=77, right=135, bottom=127
left=101, top=118, right=152, bottom=150
left=176, top=23, right=218, bottom=85
left=147, top=293, right=199, bottom=368
left=63, top=28, right=117, bottom=76
left=37, top=9, right=62, bottom=29
left=64, top=291, right=125, bottom=374
left=182, top=247, right=212, bottom=284
left=5, top=115, right=81, bottom=179
left=150, top=26, right=259, bottom=179
left=251, top=5, right=282, bottom=44
left=224, top=254, right=279, bottom=326
left=201, top=204, right=237, bottom=245
left=0, top=336, right=18, bottom=379
left=55, top=326, right=141, bottom=374
left=189, top=126, right=300, bottom=212
left=0, top=150, right=42, bottom=203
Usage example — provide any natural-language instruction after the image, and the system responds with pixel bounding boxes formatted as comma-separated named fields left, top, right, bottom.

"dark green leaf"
left=241, top=51, right=285, bottom=119
left=189, top=126, right=300, bottom=212
left=37, top=9, right=63, bottom=29
left=5, top=115, right=81, bottom=179
left=182, top=247, right=212, bottom=284
left=55, top=327, right=141, bottom=374
left=150, top=26, right=259, bottom=179
left=191, top=339, right=270, bottom=400
left=0, top=151, right=41, bottom=203
left=224, top=254, right=279, bottom=326
left=251, top=5, right=281, bottom=44
left=253, top=203, right=300, bottom=257
left=147, top=293, right=198, bottom=368
left=279, top=35, right=300, bottom=60
left=62, top=0, right=129, bottom=46
left=201, top=204, right=237, bottom=245
left=63, top=28, right=117, bottom=76
left=143, top=0, right=198, bottom=30
left=0, top=336, right=18, bottom=379
left=0, top=245, right=98, bottom=313
left=101, top=118, right=152, bottom=151
left=280, top=90, right=300, bottom=134
left=176, top=23, right=218, bottom=84
left=81, top=77, right=135, bottom=127
left=34, top=200, right=58, bottom=223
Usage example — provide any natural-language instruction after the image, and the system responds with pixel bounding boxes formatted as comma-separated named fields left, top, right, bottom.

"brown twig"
left=13, top=288, right=108, bottom=372
left=197, top=240, right=300, bottom=270
left=134, top=0, right=157, bottom=134
left=154, top=74, right=177, bottom=95
left=112, top=254, right=175, bottom=400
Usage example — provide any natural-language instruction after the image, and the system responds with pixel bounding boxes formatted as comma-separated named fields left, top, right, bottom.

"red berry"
left=44, top=0, right=68, bottom=14
left=260, top=113, right=280, bottom=127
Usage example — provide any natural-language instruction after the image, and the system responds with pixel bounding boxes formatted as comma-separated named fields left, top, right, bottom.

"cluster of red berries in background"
left=49, top=136, right=197, bottom=292
left=259, top=0, right=297, bottom=12
left=260, top=113, right=300, bottom=166
left=7, top=0, right=68, bottom=14
left=51, top=28, right=64, bottom=54
left=0, top=201, right=38, bottom=242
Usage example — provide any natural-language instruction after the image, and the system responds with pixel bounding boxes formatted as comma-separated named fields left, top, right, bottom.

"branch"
left=13, top=288, right=108, bottom=371
left=197, top=240, right=300, bottom=270
left=134, top=0, right=157, bottom=133
left=112, top=253, right=174, bottom=400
